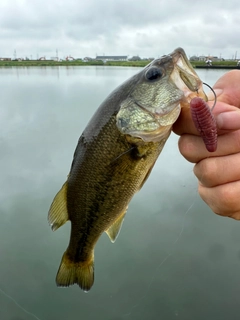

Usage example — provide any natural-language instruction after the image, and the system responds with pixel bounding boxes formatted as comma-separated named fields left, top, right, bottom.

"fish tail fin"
left=56, top=250, right=94, bottom=292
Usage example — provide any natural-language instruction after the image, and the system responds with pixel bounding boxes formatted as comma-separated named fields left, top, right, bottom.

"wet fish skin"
left=48, top=48, right=206, bottom=291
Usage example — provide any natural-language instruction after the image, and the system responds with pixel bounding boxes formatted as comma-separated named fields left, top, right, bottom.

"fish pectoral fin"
left=106, top=208, right=127, bottom=243
left=48, top=181, right=69, bottom=231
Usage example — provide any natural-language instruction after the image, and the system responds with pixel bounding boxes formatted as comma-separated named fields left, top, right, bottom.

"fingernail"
left=216, top=111, right=240, bottom=130
left=207, top=88, right=223, bottom=101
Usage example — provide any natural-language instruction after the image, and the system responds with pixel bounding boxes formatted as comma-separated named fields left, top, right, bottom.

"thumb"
left=208, top=70, right=240, bottom=108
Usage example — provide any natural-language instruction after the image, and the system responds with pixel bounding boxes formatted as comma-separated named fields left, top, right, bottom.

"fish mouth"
left=116, top=48, right=207, bottom=143
left=169, top=47, right=207, bottom=103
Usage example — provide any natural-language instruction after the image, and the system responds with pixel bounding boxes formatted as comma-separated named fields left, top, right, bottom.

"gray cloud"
left=0, top=0, right=239, bottom=59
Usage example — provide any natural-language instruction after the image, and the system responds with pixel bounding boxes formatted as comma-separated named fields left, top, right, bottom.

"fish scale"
left=48, top=48, right=207, bottom=291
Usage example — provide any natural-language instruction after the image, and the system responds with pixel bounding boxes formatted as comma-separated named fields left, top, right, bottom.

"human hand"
left=173, top=70, right=240, bottom=219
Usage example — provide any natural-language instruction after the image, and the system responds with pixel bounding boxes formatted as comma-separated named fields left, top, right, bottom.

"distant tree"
left=129, top=56, right=141, bottom=61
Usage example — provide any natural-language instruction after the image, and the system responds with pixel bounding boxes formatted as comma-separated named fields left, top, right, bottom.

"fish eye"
left=145, top=67, right=163, bottom=81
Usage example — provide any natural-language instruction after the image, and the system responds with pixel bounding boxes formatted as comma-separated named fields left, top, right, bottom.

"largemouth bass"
left=48, top=48, right=206, bottom=291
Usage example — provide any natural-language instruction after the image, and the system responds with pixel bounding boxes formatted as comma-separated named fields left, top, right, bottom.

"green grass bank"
left=0, top=59, right=239, bottom=68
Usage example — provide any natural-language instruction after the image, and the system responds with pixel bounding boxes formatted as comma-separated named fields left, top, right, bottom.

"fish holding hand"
left=48, top=48, right=207, bottom=291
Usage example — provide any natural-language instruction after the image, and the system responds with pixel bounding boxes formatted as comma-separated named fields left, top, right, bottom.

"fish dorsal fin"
left=106, top=208, right=127, bottom=243
left=48, top=181, right=69, bottom=231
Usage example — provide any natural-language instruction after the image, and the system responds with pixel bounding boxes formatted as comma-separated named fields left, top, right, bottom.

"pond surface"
left=1, top=66, right=239, bottom=320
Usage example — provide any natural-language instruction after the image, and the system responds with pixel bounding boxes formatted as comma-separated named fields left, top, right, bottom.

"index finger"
left=173, top=100, right=238, bottom=136
left=178, top=130, right=240, bottom=163
left=172, top=105, right=198, bottom=136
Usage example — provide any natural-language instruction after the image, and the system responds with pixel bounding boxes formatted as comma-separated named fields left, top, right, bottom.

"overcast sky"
left=0, top=0, right=240, bottom=60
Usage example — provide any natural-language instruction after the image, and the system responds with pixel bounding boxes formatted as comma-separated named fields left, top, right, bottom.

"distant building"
left=96, top=55, right=128, bottom=62
left=190, top=56, right=199, bottom=61
left=190, top=55, right=222, bottom=62
left=0, top=57, right=11, bottom=61
left=209, top=56, right=222, bottom=62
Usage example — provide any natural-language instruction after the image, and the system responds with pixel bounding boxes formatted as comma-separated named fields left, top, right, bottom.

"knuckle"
left=217, top=184, right=238, bottom=210
left=178, top=135, right=197, bottom=163
left=194, top=158, right=218, bottom=186
left=198, top=182, right=240, bottom=219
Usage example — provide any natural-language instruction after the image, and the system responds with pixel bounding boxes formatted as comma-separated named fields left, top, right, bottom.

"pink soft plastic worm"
left=190, top=97, right=217, bottom=152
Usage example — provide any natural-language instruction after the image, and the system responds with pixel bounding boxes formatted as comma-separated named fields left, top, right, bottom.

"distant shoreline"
left=0, top=60, right=239, bottom=69
left=195, top=65, right=240, bottom=69
left=0, top=60, right=150, bottom=68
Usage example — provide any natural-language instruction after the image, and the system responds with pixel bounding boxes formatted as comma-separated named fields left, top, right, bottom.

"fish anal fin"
left=106, top=208, right=127, bottom=243
left=48, top=181, right=69, bottom=231
left=56, top=250, right=94, bottom=292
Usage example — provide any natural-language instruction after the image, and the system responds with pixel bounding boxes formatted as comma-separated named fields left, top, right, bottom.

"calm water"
left=1, top=66, right=240, bottom=320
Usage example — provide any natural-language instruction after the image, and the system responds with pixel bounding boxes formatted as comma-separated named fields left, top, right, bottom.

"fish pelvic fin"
left=56, top=250, right=94, bottom=292
left=48, top=181, right=69, bottom=231
left=106, top=208, right=127, bottom=243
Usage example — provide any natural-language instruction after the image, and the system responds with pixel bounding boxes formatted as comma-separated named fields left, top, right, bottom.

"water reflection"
left=0, top=67, right=239, bottom=320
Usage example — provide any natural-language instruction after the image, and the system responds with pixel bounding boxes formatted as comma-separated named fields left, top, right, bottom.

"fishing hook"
left=202, top=82, right=217, bottom=111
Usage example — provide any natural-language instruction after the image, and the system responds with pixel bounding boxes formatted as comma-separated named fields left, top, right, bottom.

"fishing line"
left=0, top=286, right=42, bottom=320
left=122, top=200, right=196, bottom=319
left=111, top=146, right=135, bottom=163
left=202, top=82, right=217, bottom=111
